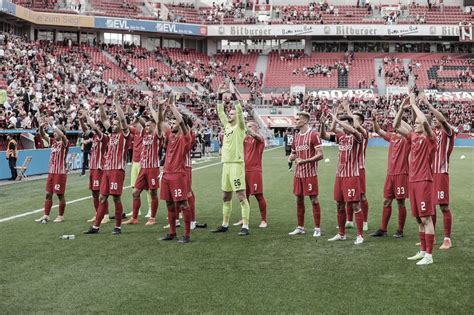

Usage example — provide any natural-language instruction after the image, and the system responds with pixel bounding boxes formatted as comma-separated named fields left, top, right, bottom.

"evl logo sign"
left=106, top=19, right=128, bottom=29
left=156, top=23, right=177, bottom=33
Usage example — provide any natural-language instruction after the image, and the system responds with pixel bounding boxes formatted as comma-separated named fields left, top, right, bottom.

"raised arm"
left=86, top=115, right=103, bottom=138
left=330, top=113, right=362, bottom=142
left=54, top=125, right=68, bottom=146
left=168, top=94, right=189, bottom=135
left=371, top=114, right=387, bottom=138
left=320, top=115, right=333, bottom=141
left=114, top=94, right=130, bottom=136
left=393, top=97, right=410, bottom=138
left=79, top=110, right=89, bottom=133
left=247, top=127, right=264, bottom=142
left=420, top=94, right=452, bottom=135
left=39, top=123, right=51, bottom=146
left=235, top=101, right=245, bottom=130
left=97, top=94, right=111, bottom=130
left=411, top=100, right=433, bottom=138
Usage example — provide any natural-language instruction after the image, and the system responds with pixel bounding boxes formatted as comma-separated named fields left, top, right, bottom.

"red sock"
left=168, top=204, right=177, bottom=235
left=94, top=201, right=107, bottom=227
left=255, top=194, right=267, bottom=222
left=297, top=200, right=305, bottom=227
left=44, top=199, right=53, bottom=216
left=419, top=232, right=426, bottom=252
left=355, top=210, right=364, bottom=236
left=443, top=209, right=452, bottom=238
left=188, top=192, right=196, bottom=221
left=380, top=206, right=392, bottom=231
left=93, top=195, right=99, bottom=212
left=151, top=196, right=159, bottom=218
left=114, top=200, right=123, bottom=228
left=132, top=198, right=141, bottom=219
left=425, top=233, right=435, bottom=254
left=337, top=210, right=346, bottom=235
left=312, top=202, right=321, bottom=228
left=398, top=205, right=407, bottom=232
left=361, top=199, right=369, bottom=222
left=346, top=204, right=353, bottom=222
left=183, top=206, right=191, bottom=237
left=58, top=201, right=66, bottom=216
left=432, top=211, right=437, bottom=231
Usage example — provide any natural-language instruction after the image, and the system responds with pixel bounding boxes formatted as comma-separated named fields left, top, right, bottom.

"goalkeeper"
left=211, top=82, right=251, bottom=236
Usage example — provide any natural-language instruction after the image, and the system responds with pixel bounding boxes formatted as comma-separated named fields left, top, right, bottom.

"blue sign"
left=0, top=0, right=16, bottom=15
left=94, top=17, right=207, bottom=36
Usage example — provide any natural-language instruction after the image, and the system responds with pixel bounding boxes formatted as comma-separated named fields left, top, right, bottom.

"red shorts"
left=359, top=168, right=366, bottom=194
left=409, top=181, right=435, bottom=218
left=384, top=174, right=409, bottom=200
left=334, top=176, right=360, bottom=202
left=100, top=170, right=126, bottom=196
left=160, top=172, right=188, bottom=202
left=246, top=171, right=264, bottom=195
left=89, top=169, right=103, bottom=191
left=433, top=173, right=450, bottom=205
left=293, top=176, right=319, bottom=196
left=46, top=173, right=67, bottom=195
left=134, top=168, right=160, bottom=191
left=186, top=167, right=192, bottom=190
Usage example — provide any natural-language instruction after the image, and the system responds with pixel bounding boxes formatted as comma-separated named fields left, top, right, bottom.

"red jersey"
left=185, top=131, right=196, bottom=169
left=407, top=131, right=435, bottom=183
left=335, top=133, right=360, bottom=178
left=358, top=130, right=368, bottom=169
left=130, top=127, right=143, bottom=163
left=244, top=134, right=265, bottom=172
left=163, top=130, right=191, bottom=174
left=432, top=127, right=455, bottom=174
left=140, top=130, right=162, bottom=169
left=383, top=132, right=410, bottom=175
left=291, top=129, right=322, bottom=178
left=48, top=139, right=69, bottom=174
left=103, top=131, right=131, bottom=171
left=89, top=133, right=108, bottom=170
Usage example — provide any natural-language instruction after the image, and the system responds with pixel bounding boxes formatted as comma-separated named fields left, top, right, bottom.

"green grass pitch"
left=0, top=146, right=473, bottom=314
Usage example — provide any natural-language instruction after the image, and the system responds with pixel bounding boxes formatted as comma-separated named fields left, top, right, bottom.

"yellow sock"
left=222, top=201, right=232, bottom=226
left=241, top=199, right=250, bottom=226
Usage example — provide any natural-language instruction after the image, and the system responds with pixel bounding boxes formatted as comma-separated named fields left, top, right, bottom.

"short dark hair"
left=339, top=115, right=354, bottom=125
left=297, top=112, right=311, bottom=120
left=182, top=113, right=193, bottom=128
left=354, top=112, right=365, bottom=123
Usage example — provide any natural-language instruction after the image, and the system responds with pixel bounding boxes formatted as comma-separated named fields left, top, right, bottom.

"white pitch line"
left=0, top=146, right=283, bottom=223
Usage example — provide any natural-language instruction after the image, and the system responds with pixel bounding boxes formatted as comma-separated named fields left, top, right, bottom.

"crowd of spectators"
left=201, top=1, right=246, bottom=24
left=384, top=57, right=409, bottom=86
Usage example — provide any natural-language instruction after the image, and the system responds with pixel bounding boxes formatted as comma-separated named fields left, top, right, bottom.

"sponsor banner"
left=94, top=17, right=207, bottom=36
left=261, top=115, right=296, bottom=128
left=459, top=22, right=473, bottom=42
left=423, top=90, right=474, bottom=101
left=308, top=89, right=375, bottom=100
left=15, top=6, right=94, bottom=27
left=207, top=24, right=460, bottom=37
left=290, top=85, right=305, bottom=95
left=0, top=0, right=16, bottom=14
left=386, top=86, right=409, bottom=95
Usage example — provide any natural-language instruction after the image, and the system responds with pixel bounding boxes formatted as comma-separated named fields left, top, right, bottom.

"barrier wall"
left=0, top=147, right=83, bottom=180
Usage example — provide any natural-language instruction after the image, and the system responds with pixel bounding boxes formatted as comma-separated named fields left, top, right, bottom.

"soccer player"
left=211, top=83, right=251, bottom=236
left=127, top=113, right=153, bottom=219
left=394, top=95, right=436, bottom=265
left=84, top=95, right=131, bottom=235
left=158, top=95, right=193, bottom=243
left=79, top=109, right=110, bottom=224
left=124, top=99, right=163, bottom=226
left=233, top=121, right=268, bottom=228
left=287, top=112, right=324, bottom=237
left=35, top=122, right=69, bottom=223
left=283, top=129, right=294, bottom=170
left=335, top=101, right=369, bottom=231
left=184, top=115, right=207, bottom=230
left=370, top=111, right=410, bottom=238
left=321, top=112, right=364, bottom=245
left=421, top=95, right=455, bottom=249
